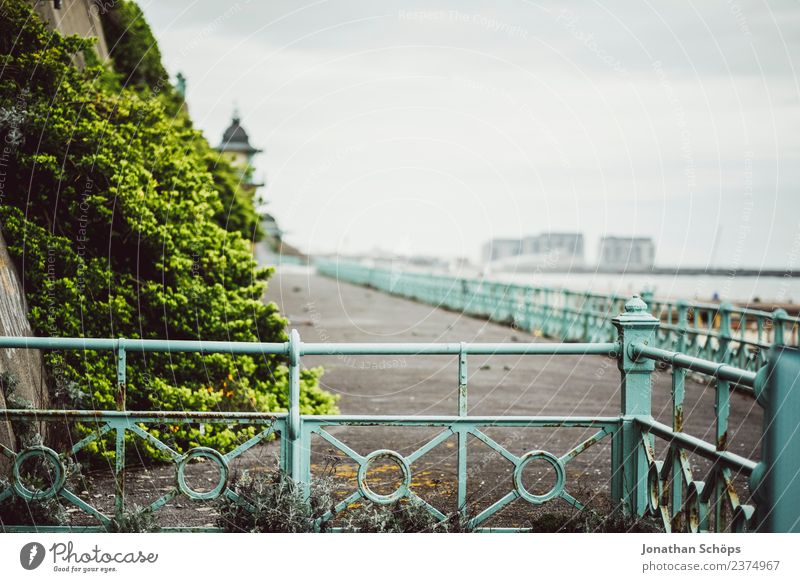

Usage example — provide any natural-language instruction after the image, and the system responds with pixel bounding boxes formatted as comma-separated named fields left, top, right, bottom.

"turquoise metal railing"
left=647, top=297, right=796, bottom=372
left=317, top=260, right=800, bottom=372
left=627, top=338, right=797, bottom=533
left=263, top=253, right=307, bottom=267
left=1, top=298, right=798, bottom=532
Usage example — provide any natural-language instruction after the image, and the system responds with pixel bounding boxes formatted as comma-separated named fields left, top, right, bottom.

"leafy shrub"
left=105, top=504, right=160, bottom=533
left=0, top=463, right=68, bottom=531
left=0, top=372, right=25, bottom=408
left=97, top=0, right=263, bottom=240
left=0, top=0, right=338, bottom=462
left=217, top=469, right=659, bottom=533
left=217, top=470, right=335, bottom=533
left=0, top=477, right=68, bottom=529
left=99, top=0, right=173, bottom=96
left=341, top=499, right=446, bottom=533
left=528, top=507, right=661, bottom=533
left=218, top=470, right=461, bottom=533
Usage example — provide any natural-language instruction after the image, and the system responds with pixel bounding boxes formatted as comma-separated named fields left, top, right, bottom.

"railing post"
left=114, top=338, right=126, bottom=520
left=675, top=299, right=688, bottom=350
left=612, top=295, right=659, bottom=516
left=718, top=303, right=732, bottom=365
left=522, top=287, right=534, bottom=332
left=751, top=346, right=800, bottom=532
left=581, top=292, right=591, bottom=341
left=669, top=300, right=688, bottom=526
left=772, top=308, right=787, bottom=346
left=286, top=329, right=308, bottom=486
left=541, top=288, right=551, bottom=336
left=560, top=290, right=571, bottom=339
left=116, top=338, right=126, bottom=411
left=457, top=342, right=468, bottom=518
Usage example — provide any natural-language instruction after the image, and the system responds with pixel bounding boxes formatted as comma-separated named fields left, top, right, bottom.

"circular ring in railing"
left=684, top=480, right=706, bottom=533
left=647, top=460, right=663, bottom=515
left=12, top=446, right=66, bottom=501
left=176, top=447, right=229, bottom=500
left=357, top=449, right=411, bottom=505
left=731, top=504, right=755, bottom=533
left=514, top=450, right=565, bottom=504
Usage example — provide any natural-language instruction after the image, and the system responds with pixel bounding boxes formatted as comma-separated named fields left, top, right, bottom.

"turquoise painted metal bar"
left=303, top=342, right=618, bottom=356
left=634, top=418, right=757, bottom=473
left=0, top=409, right=283, bottom=422
left=629, top=343, right=757, bottom=387
left=2, top=295, right=797, bottom=532
left=302, top=415, right=617, bottom=426
left=0, top=336, right=288, bottom=353
left=0, top=336, right=618, bottom=357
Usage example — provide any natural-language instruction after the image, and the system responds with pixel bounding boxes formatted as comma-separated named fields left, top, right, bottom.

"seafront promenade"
left=263, top=265, right=763, bottom=526
left=0, top=264, right=768, bottom=531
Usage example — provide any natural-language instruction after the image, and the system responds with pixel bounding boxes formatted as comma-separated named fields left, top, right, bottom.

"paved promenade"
left=47, top=265, right=765, bottom=530
left=264, top=266, right=763, bottom=526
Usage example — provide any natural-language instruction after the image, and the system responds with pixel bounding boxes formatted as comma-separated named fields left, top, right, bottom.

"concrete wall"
left=0, top=232, right=48, bottom=470
left=29, top=0, right=109, bottom=67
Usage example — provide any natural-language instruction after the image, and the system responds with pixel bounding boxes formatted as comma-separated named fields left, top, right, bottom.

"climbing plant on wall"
left=0, top=0, right=337, bottom=460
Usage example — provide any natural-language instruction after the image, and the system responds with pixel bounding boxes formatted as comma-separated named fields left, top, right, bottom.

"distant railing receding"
left=316, top=260, right=800, bottom=372
left=2, top=298, right=799, bottom=532
left=265, top=253, right=307, bottom=267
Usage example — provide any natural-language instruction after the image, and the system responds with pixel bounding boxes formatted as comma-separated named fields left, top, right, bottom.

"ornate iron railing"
left=647, top=297, right=796, bottom=372
left=317, top=260, right=800, bottom=372
left=1, top=297, right=798, bottom=532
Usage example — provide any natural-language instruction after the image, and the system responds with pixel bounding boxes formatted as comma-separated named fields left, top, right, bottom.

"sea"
left=483, top=272, right=798, bottom=305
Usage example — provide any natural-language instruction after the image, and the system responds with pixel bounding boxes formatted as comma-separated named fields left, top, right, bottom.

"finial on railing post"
left=751, top=346, right=800, bottom=532
left=611, top=295, right=660, bottom=516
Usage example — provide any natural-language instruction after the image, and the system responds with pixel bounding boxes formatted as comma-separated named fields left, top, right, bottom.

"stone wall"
left=0, top=231, right=48, bottom=470
left=29, top=0, right=109, bottom=67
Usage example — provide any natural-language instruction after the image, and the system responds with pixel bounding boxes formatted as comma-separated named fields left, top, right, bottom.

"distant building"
left=214, top=108, right=304, bottom=256
left=598, top=236, right=655, bottom=270
left=217, top=107, right=264, bottom=193
left=482, top=239, right=523, bottom=263
left=522, top=233, right=584, bottom=265
left=482, top=232, right=584, bottom=269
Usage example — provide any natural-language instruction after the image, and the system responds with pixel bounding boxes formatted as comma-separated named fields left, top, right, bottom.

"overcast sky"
left=138, top=0, right=800, bottom=268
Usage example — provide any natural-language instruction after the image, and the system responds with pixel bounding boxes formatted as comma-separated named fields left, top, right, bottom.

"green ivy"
left=99, top=0, right=174, bottom=100
left=0, top=0, right=338, bottom=461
